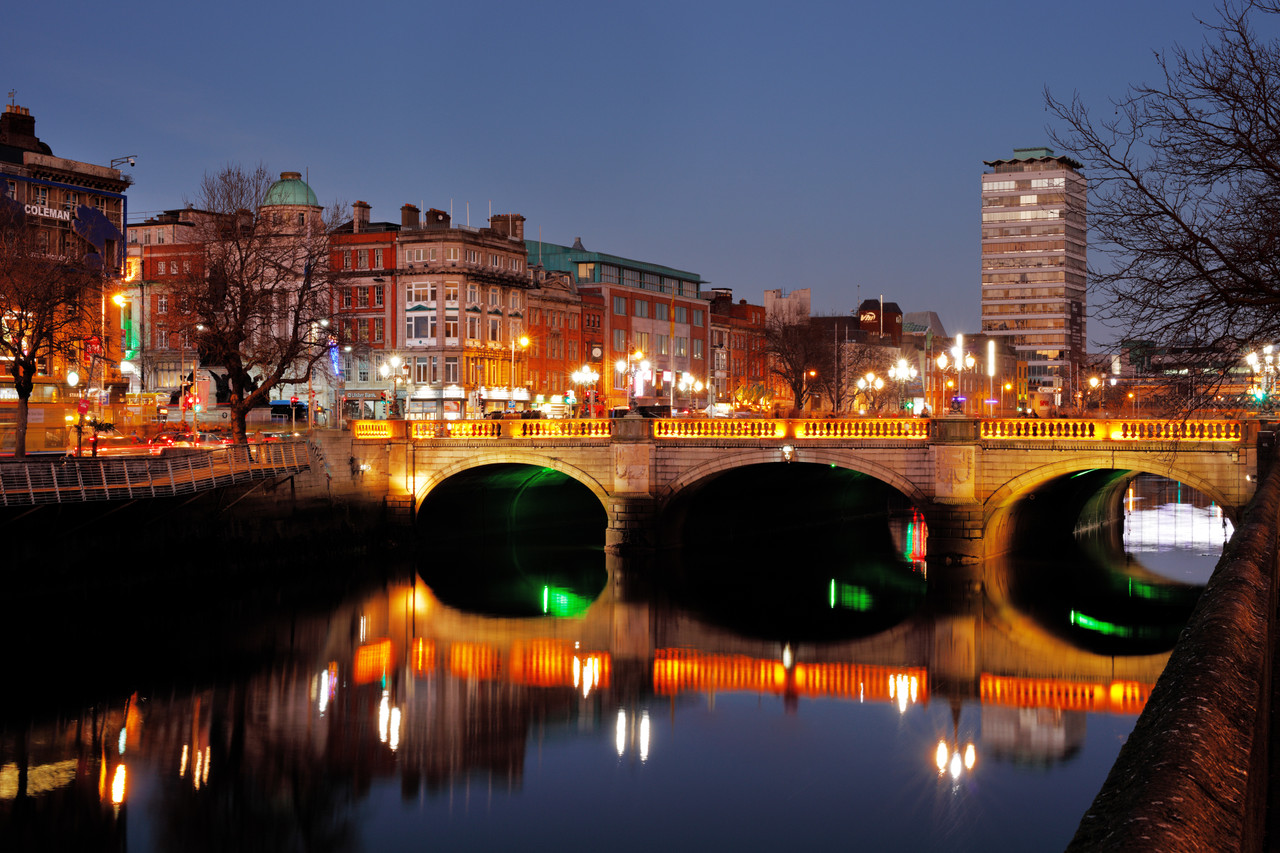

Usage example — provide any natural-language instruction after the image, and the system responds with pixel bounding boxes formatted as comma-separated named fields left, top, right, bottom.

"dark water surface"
left=0, top=475, right=1229, bottom=852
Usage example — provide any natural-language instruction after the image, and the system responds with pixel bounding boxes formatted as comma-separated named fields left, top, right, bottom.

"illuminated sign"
left=24, top=204, right=71, bottom=222
left=859, top=311, right=877, bottom=322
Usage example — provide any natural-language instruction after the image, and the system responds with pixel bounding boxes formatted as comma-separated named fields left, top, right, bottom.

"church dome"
left=262, top=171, right=319, bottom=207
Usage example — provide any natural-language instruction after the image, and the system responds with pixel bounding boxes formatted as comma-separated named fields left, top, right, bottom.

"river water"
left=0, top=474, right=1231, bottom=852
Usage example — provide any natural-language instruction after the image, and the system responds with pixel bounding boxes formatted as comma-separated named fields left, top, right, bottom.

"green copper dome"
left=263, top=171, right=319, bottom=207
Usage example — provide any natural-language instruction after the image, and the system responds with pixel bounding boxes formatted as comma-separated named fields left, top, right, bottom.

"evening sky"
left=2, top=0, right=1264, bottom=345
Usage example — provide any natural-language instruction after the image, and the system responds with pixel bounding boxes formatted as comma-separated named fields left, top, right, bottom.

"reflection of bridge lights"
left=179, top=744, right=188, bottom=778
left=573, top=654, right=602, bottom=698
left=615, top=709, right=652, bottom=762
left=118, top=727, right=127, bottom=755
left=378, top=691, right=402, bottom=750
left=936, top=737, right=972, bottom=778
left=889, top=673, right=919, bottom=714
left=317, top=663, right=338, bottom=715
left=829, top=580, right=873, bottom=611
left=935, top=740, right=977, bottom=780
left=110, top=764, right=126, bottom=805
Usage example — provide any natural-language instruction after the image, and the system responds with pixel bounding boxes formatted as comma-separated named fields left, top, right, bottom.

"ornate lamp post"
left=856, top=371, right=884, bottom=413
left=677, top=371, right=704, bottom=411
left=1246, top=345, right=1278, bottom=411
left=615, top=350, right=650, bottom=412
left=936, top=336, right=976, bottom=414
left=510, top=334, right=530, bottom=411
left=572, top=365, right=600, bottom=417
left=379, top=354, right=406, bottom=418
left=888, top=358, right=917, bottom=413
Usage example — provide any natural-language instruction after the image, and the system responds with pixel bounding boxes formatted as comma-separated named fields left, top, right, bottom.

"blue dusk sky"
left=3, top=0, right=1266, bottom=345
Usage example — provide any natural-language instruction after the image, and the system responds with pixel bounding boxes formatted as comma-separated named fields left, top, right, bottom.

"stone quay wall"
left=1067, top=456, right=1280, bottom=852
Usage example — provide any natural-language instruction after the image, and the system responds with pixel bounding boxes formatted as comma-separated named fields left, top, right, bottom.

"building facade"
left=980, top=147, right=1087, bottom=400
left=528, top=238, right=709, bottom=412
left=1, top=103, right=131, bottom=406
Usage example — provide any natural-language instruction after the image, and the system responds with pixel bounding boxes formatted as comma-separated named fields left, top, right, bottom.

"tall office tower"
left=980, top=147, right=1086, bottom=398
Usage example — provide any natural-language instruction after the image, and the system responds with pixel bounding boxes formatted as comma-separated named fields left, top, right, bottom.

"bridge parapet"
left=980, top=417, right=1245, bottom=442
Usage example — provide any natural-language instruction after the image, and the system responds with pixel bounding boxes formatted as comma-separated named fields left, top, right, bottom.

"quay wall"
left=1067, top=455, right=1280, bottom=851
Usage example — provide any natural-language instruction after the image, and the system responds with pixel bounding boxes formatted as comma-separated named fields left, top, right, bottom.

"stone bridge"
left=348, top=415, right=1257, bottom=562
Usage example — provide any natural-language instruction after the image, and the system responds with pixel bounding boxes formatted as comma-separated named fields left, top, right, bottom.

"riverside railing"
left=0, top=441, right=311, bottom=507
left=350, top=417, right=1244, bottom=443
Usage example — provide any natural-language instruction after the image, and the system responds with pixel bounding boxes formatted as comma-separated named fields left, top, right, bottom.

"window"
left=693, top=309, right=704, bottom=327
left=407, top=282, right=433, bottom=302
left=675, top=306, right=687, bottom=323
left=693, top=339, right=704, bottom=359
left=613, top=296, right=627, bottom=315
left=509, top=292, right=521, bottom=310
left=466, top=250, right=479, bottom=263
left=64, top=191, right=77, bottom=212
left=489, top=318, right=500, bottom=340
left=613, top=329, right=627, bottom=352
left=676, top=336, right=688, bottom=357
left=445, top=283, right=458, bottom=303
left=467, top=284, right=479, bottom=303
left=374, top=249, right=383, bottom=268
left=655, top=302, right=669, bottom=321
left=444, top=357, right=459, bottom=383
left=342, top=288, right=353, bottom=309
left=634, top=300, right=649, bottom=318
left=656, top=334, right=669, bottom=356
left=428, top=315, right=438, bottom=339
left=158, top=295, right=168, bottom=314
left=357, top=250, right=369, bottom=270
left=373, top=318, right=384, bottom=342
left=373, top=286, right=384, bottom=307
left=407, top=315, right=431, bottom=338
left=414, top=357, right=430, bottom=383
left=488, top=287, right=499, bottom=305
left=635, top=332, right=649, bottom=354
left=343, top=251, right=352, bottom=270
left=445, top=315, right=458, bottom=340
left=467, top=316, right=481, bottom=340
left=429, top=356, right=439, bottom=383
left=356, top=287, right=369, bottom=308
left=446, top=248, right=459, bottom=262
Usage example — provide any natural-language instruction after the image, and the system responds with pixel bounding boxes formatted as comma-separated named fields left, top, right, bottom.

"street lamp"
left=379, top=354, right=406, bottom=418
left=1246, top=345, right=1277, bottom=411
left=888, top=358, right=917, bottom=413
left=572, top=365, right=600, bottom=417
left=1087, top=375, right=1102, bottom=413
left=615, top=350, right=650, bottom=412
left=856, top=371, right=884, bottom=413
left=936, top=335, right=976, bottom=414
left=510, top=334, right=529, bottom=412
left=677, top=371, right=704, bottom=412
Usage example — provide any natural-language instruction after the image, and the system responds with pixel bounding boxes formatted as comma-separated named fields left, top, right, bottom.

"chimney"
left=424, top=208, right=451, bottom=230
left=353, top=200, right=371, bottom=233
left=401, top=204, right=420, bottom=230
left=489, top=213, right=526, bottom=241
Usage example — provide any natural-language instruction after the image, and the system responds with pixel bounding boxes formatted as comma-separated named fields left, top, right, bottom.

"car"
left=87, top=432, right=150, bottom=456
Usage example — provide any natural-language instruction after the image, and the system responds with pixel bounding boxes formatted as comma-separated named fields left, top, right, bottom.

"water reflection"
left=0, top=476, right=1225, bottom=852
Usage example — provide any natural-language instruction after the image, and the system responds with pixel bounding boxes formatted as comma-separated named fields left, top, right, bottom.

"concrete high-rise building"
left=980, top=147, right=1086, bottom=396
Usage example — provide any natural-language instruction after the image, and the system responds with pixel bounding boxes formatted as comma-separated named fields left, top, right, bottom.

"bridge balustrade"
left=351, top=417, right=1246, bottom=444
left=980, top=418, right=1243, bottom=442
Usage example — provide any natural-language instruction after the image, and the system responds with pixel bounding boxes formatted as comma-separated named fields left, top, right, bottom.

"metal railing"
left=0, top=441, right=311, bottom=507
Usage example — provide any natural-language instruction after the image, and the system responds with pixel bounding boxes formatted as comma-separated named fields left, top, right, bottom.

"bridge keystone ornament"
left=932, top=445, right=977, bottom=503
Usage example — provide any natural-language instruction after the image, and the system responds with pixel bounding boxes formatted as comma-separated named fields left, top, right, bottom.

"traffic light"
left=903, top=400, right=915, bottom=411
left=192, top=395, right=202, bottom=413
left=290, top=395, right=299, bottom=405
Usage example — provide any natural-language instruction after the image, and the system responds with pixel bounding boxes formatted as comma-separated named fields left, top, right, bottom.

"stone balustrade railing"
left=351, top=416, right=1245, bottom=443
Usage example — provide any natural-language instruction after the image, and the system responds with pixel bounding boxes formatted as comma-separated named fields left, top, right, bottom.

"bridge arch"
left=411, top=449, right=611, bottom=514
left=657, top=446, right=931, bottom=509
left=982, top=452, right=1240, bottom=557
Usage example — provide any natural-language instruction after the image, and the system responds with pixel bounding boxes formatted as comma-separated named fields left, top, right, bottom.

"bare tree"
left=168, top=165, right=344, bottom=443
left=763, top=315, right=825, bottom=414
left=0, top=200, right=100, bottom=458
left=1046, top=1, right=1280, bottom=385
